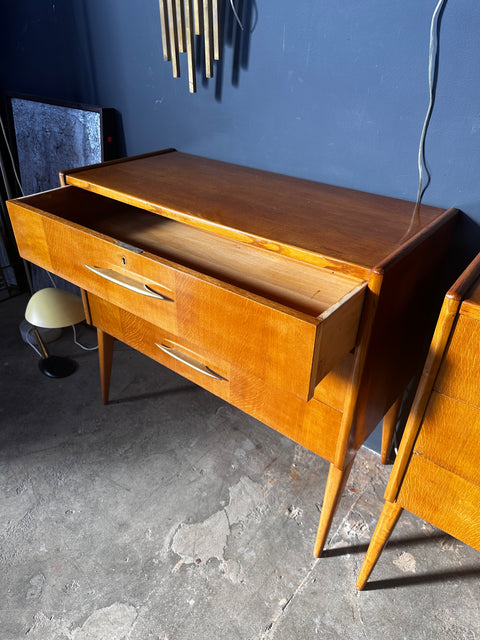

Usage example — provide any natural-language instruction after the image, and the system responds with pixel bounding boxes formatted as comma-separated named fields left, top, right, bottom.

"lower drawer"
left=87, top=293, right=342, bottom=463
left=398, top=454, right=480, bottom=551
left=415, top=392, right=480, bottom=485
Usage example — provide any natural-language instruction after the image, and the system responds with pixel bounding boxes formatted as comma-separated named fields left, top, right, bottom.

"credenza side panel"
left=351, top=213, right=458, bottom=450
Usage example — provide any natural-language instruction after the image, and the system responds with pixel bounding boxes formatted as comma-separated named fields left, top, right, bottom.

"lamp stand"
left=32, top=327, right=76, bottom=378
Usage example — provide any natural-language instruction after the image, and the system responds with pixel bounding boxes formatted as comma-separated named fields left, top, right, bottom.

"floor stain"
left=72, top=603, right=138, bottom=640
left=393, top=551, right=417, bottom=574
left=171, top=476, right=265, bottom=566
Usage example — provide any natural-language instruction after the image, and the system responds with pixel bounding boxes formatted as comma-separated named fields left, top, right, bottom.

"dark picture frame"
left=4, top=94, right=119, bottom=292
left=8, top=94, right=118, bottom=196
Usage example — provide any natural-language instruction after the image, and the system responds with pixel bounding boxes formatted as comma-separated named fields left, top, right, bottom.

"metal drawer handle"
left=156, top=343, right=226, bottom=381
left=84, top=265, right=173, bottom=301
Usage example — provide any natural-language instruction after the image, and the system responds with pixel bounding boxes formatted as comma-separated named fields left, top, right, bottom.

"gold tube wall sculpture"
left=159, top=0, right=242, bottom=92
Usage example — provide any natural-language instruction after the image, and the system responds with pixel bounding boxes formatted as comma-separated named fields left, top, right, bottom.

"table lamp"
left=25, top=287, right=86, bottom=378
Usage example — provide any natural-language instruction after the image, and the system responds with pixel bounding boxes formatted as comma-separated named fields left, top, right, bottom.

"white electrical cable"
left=47, top=271, right=57, bottom=287
left=24, top=323, right=98, bottom=356
left=402, top=0, right=448, bottom=240
left=72, top=324, right=98, bottom=351
left=416, top=0, right=449, bottom=208
left=230, top=0, right=244, bottom=30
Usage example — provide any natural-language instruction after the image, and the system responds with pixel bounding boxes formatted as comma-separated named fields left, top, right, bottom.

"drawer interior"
left=14, top=186, right=366, bottom=319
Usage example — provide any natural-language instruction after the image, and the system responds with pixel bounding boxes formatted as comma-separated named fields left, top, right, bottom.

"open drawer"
left=7, top=185, right=366, bottom=400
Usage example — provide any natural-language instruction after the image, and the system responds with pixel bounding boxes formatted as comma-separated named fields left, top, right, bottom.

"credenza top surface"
left=63, top=149, right=448, bottom=274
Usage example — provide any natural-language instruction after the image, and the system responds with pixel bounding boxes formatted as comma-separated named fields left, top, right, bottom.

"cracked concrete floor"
left=1, top=293, right=480, bottom=639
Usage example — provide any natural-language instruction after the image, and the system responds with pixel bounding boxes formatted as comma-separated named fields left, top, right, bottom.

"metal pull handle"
left=85, top=265, right=173, bottom=301
left=156, top=343, right=226, bottom=381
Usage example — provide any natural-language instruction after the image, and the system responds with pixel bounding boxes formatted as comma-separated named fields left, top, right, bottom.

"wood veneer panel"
left=415, top=392, right=480, bottom=485
left=398, top=455, right=480, bottom=551
left=434, top=315, right=480, bottom=407
left=350, top=211, right=458, bottom=451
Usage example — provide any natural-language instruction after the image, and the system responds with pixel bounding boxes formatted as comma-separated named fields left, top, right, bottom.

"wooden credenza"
left=7, top=149, right=459, bottom=555
left=356, top=252, right=480, bottom=589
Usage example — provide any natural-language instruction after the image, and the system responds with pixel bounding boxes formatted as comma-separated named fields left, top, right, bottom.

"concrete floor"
left=1, top=293, right=480, bottom=640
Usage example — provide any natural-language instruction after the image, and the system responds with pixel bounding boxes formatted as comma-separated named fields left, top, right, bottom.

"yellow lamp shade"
left=25, top=288, right=85, bottom=329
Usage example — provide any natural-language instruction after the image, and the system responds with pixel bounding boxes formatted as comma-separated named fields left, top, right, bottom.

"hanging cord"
left=72, top=324, right=98, bottom=351
left=230, top=0, right=244, bottom=30
left=229, top=0, right=258, bottom=33
left=404, top=0, right=449, bottom=238
left=416, top=0, right=449, bottom=206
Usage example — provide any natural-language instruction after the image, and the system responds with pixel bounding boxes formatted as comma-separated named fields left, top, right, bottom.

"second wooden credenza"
left=357, top=252, right=480, bottom=589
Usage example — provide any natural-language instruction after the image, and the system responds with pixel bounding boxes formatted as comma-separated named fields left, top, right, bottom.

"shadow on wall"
left=194, top=0, right=257, bottom=101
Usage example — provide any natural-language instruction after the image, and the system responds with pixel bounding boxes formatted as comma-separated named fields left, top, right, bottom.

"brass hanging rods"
left=202, top=0, right=213, bottom=78
left=184, top=0, right=196, bottom=92
left=165, top=0, right=180, bottom=77
left=159, top=0, right=171, bottom=62
left=159, top=0, right=235, bottom=92
left=212, top=0, right=220, bottom=60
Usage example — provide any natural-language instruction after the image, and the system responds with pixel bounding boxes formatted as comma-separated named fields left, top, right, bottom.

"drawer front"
left=414, top=392, right=480, bottom=485
left=8, top=197, right=179, bottom=331
left=8, top=190, right=364, bottom=400
left=434, top=314, right=480, bottom=408
left=398, top=455, right=480, bottom=551
left=313, top=353, right=354, bottom=412
left=87, top=293, right=342, bottom=463
left=89, top=291, right=232, bottom=395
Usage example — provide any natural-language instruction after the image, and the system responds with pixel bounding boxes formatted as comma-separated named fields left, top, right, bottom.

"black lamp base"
left=38, top=355, right=77, bottom=378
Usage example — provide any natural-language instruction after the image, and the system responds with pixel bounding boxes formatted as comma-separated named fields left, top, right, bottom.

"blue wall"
left=2, top=1, right=480, bottom=217
left=2, top=0, right=480, bottom=451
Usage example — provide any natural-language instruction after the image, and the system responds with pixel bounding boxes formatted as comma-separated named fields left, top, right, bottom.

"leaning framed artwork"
left=7, top=94, right=119, bottom=291
left=9, top=94, right=118, bottom=196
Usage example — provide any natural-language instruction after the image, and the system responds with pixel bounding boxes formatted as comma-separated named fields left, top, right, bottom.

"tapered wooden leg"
left=381, top=396, right=402, bottom=464
left=356, top=500, right=403, bottom=590
left=314, top=458, right=355, bottom=557
left=97, top=329, right=114, bottom=405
